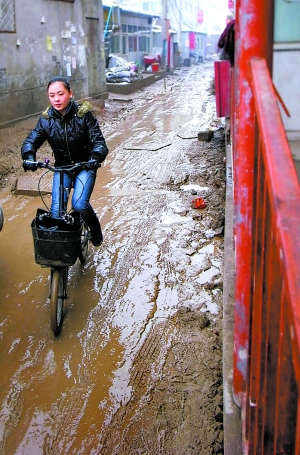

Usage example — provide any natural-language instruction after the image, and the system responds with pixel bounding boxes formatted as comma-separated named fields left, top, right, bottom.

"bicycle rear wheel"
left=78, top=224, right=89, bottom=264
left=50, top=268, right=67, bottom=335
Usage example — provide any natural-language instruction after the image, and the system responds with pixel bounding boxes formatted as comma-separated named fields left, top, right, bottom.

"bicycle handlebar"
left=22, top=159, right=97, bottom=173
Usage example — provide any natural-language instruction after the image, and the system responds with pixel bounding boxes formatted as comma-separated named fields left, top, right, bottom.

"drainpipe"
left=162, top=0, right=168, bottom=69
left=104, top=6, right=113, bottom=38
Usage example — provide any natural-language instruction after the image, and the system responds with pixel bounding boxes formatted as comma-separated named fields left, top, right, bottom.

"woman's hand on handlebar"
left=84, top=154, right=101, bottom=171
left=22, top=158, right=99, bottom=173
left=23, top=154, right=38, bottom=172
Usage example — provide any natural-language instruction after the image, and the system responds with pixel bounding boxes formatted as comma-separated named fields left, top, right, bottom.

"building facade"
left=103, top=4, right=157, bottom=65
left=0, top=0, right=107, bottom=126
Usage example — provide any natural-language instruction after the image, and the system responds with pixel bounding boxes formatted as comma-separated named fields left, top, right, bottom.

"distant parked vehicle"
left=0, top=206, right=3, bottom=231
left=189, top=52, right=204, bottom=64
left=143, top=47, right=162, bottom=70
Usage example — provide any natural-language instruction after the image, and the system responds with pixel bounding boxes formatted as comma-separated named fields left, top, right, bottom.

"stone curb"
left=223, top=123, right=243, bottom=454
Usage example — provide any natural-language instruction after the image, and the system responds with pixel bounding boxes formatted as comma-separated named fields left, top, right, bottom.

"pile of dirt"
left=100, top=308, right=223, bottom=454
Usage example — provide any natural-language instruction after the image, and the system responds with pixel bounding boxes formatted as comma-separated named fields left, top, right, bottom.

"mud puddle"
left=0, top=63, right=225, bottom=454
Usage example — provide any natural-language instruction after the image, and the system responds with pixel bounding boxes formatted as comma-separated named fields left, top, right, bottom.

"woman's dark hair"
left=47, top=76, right=71, bottom=92
left=218, top=19, right=235, bottom=67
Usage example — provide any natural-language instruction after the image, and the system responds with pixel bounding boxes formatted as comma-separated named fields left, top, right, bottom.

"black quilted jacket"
left=21, top=100, right=108, bottom=166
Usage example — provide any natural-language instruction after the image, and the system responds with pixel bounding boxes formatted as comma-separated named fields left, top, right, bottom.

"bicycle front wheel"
left=50, top=268, right=66, bottom=335
left=78, top=224, right=89, bottom=264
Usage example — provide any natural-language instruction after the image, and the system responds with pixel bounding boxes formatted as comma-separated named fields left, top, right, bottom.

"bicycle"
left=24, top=158, right=95, bottom=335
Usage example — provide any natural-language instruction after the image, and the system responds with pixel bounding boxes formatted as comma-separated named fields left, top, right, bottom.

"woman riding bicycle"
left=21, top=76, right=108, bottom=247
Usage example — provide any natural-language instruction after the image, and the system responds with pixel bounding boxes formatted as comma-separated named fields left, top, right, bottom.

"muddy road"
left=0, top=63, right=225, bottom=454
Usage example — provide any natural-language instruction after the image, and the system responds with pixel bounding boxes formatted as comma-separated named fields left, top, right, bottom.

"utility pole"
left=179, top=0, right=182, bottom=43
left=161, top=0, right=168, bottom=69
left=178, top=0, right=182, bottom=63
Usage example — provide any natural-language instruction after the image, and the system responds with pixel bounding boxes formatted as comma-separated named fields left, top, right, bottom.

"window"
left=111, top=34, right=120, bottom=53
left=122, top=35, right=127, bottom=54
left=138, top=36, right=147, bottom=51
left=0, top=0, right=16, bottom=32
left=122, top=21, right=151, bottom=54
left=128, top=35, right=137, bottom=52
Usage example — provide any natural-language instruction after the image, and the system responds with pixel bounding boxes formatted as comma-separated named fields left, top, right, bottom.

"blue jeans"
left=50, top=169, right=97, bottom=218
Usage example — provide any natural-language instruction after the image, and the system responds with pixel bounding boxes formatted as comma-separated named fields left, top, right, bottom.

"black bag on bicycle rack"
left=35, top=208, right=81, bottom=231
left=31, top=209, right=82, bottom=267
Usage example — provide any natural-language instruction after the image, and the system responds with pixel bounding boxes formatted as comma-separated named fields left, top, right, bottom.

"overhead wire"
left=168, top=0, right=190, bottom=29
left=168, top=0, right=198, bottom=30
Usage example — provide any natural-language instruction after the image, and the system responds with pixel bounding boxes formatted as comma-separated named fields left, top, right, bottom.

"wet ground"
left=0, top=63, right=226, bottom=454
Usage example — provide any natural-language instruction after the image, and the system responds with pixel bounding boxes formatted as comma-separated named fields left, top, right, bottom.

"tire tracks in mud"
left=81, top=190, right=168, bottom=346
left=77, top=67, right=214, bottom=362
left=36, top=192, right=171, bottom=452
left=76, top=64, right=225, bottom=453
left=93, top=66, right=225, bottom=454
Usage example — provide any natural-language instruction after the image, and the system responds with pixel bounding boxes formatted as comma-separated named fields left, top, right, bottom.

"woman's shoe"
left=91, top=229, right=103, bottom=247
left=80, top=207, right=103, bottom=246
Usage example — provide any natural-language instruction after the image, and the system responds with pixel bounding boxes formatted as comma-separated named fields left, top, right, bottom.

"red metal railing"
left=234, top=57, right=300, bottom=453
left=232, top=0, right=275, bottom=404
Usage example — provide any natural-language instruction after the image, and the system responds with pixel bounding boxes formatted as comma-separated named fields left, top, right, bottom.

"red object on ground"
left=143, top=48, right=162, bottom=67
left=151, top=63, right=159, bottom=72
left=191, top=198, right=207, bottom=209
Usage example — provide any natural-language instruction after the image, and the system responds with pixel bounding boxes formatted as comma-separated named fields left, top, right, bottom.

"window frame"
left=0, top=0, right=16, bottom=33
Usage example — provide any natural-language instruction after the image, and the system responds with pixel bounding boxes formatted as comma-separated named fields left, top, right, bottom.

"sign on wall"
left=189, top=32, right=195, bottom=50
left=197, top=10, right=204, bottom=23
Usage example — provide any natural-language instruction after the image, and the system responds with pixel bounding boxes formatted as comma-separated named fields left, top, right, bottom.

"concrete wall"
left=0, top=0, right=107, bottom=126
left=273, top=49, right=300, bottom=139
left=273, top=0, right=300, bottom=141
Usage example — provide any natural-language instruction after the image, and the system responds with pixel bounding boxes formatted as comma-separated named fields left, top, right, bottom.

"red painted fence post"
left=232, top=0, right=274, bottom=405
left=214, top=60, right=231, bottom=118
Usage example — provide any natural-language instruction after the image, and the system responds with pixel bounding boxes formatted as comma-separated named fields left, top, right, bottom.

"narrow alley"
left=0, top=62, right=225, bottom=455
